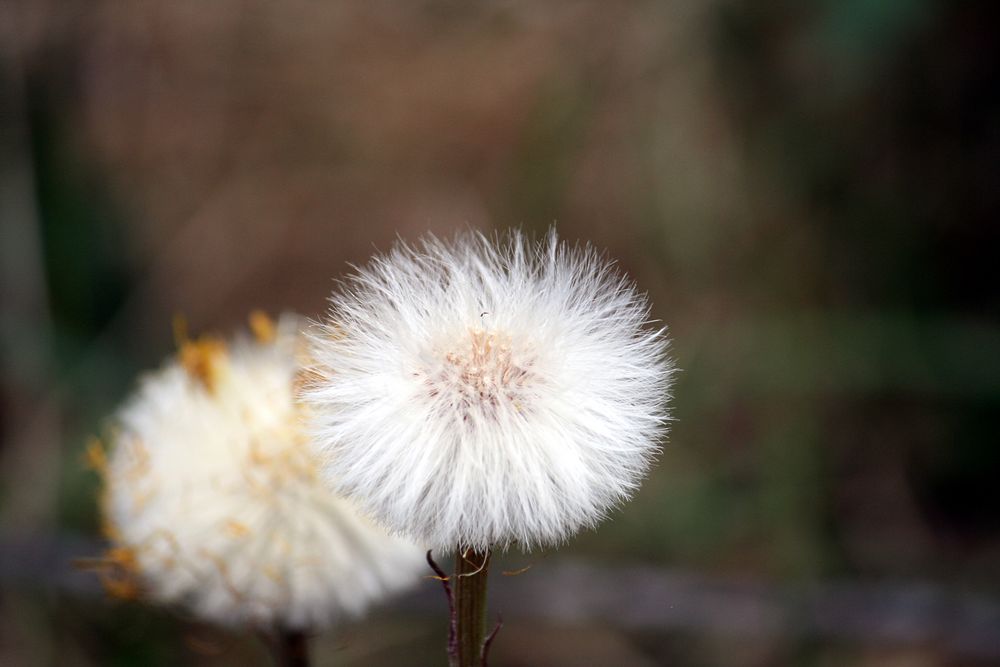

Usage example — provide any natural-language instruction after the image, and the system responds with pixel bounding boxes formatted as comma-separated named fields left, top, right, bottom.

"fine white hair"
left=306, top=230, right=674, bottom=552
left=102, top=315, right=424, bottom=629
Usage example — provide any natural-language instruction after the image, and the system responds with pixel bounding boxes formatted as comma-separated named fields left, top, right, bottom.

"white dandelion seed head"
left=306, top=230, right=674, bottom=552
left=100, top=314, right=424, bottom=630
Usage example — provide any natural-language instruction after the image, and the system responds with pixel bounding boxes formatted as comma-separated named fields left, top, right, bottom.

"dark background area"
left=2, top=1, right=998, bottom=665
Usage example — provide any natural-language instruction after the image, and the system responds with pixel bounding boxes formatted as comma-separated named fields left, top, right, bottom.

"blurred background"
left=2, top=1, right=998, bottom=665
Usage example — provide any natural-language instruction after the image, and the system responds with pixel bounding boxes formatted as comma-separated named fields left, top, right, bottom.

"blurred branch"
left=5, top=537, right=999, bottom=660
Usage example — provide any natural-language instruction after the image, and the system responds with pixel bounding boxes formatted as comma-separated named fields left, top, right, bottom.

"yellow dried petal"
left=179, top=336, right=227, bottom=393
left=83, top=437, right=107, bottom=474
left=225, top=520, right=251, bottom=538
left=249, top=310, right=277, bottom=344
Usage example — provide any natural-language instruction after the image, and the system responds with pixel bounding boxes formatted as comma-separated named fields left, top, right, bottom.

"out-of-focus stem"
left=275, top=629, right=309, bottom=667
left=453, top=547, right=491, bottom=667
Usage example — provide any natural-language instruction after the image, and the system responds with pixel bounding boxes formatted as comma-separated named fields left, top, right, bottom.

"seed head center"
left=425, top=328, right=534, bottom=416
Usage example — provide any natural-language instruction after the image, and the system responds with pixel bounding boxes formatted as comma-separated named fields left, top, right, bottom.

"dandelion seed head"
left=306, top=230, right=675, bottom=552
left=99, top=314, right=424, bottom=629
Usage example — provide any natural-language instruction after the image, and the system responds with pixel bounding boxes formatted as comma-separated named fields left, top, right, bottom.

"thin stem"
left=273, top=629, right=310, bottom=667
left=427, top=550, right=458, bottom=662
left=453, top=547, right=491, bottom=667
left=481, top=613, right=503, bottom=665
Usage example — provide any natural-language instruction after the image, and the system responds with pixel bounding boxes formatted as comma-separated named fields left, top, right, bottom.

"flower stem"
left=453, top=547, right=491, bottom=667
left=275, top=629, right=310, bottom=667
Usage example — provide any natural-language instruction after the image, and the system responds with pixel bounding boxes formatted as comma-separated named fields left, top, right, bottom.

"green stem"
left=453, top=547, right=491, bottom=667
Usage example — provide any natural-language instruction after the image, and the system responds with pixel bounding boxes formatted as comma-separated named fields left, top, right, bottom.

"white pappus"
left=98, top=314, right=425, bottom=630
left=305, top=230, right=674, bottom=552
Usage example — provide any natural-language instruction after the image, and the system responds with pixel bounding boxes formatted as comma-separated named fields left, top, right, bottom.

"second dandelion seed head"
left=98, top=314, right=425, bottom=630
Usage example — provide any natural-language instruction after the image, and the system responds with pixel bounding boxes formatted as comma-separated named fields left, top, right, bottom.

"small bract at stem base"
left=453, top=547, right=491, bottom=667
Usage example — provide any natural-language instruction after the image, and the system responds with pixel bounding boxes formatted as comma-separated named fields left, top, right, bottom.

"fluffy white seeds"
left=98, top=315, right=424, bottom=630
left=306, top=231, right=674, bottom=552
